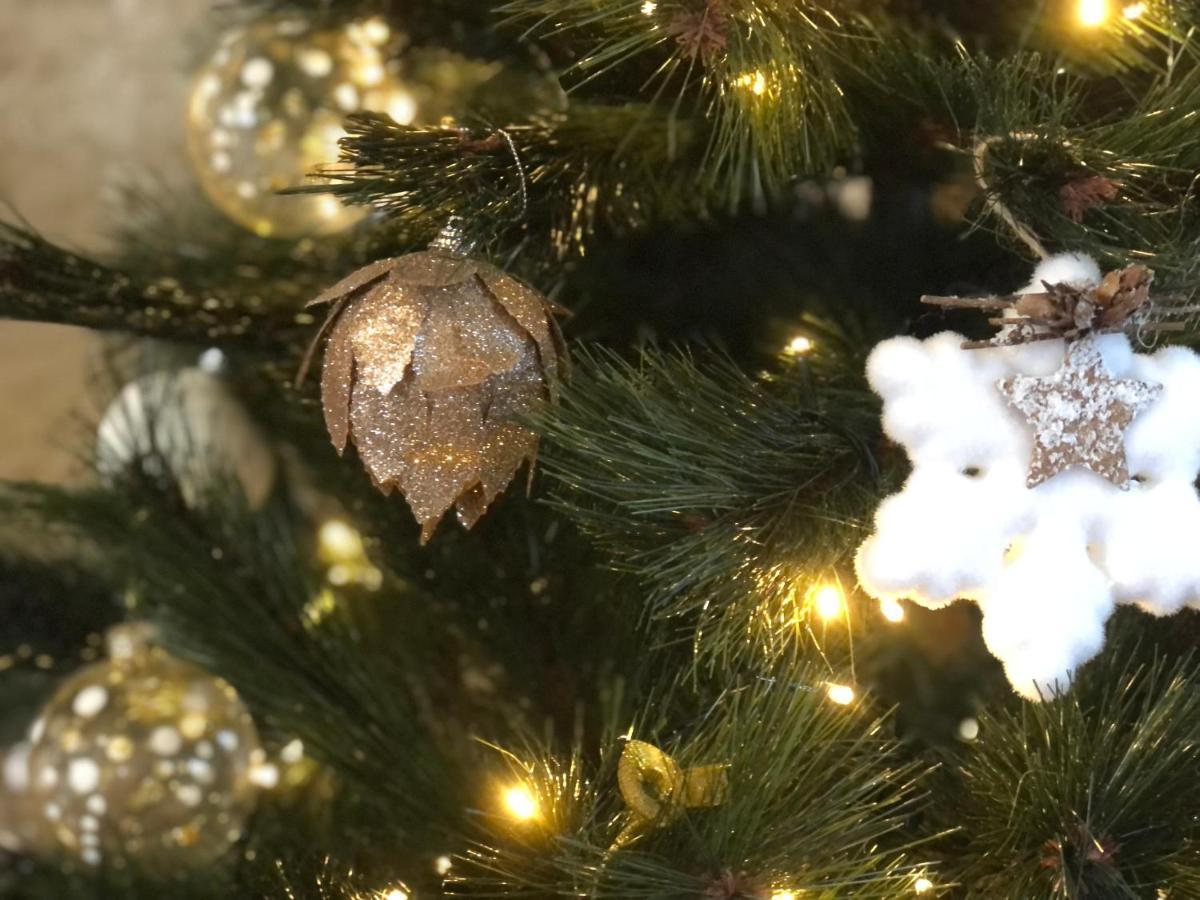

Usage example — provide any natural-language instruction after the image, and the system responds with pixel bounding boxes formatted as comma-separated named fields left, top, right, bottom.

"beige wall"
left=0, top=0, right=210, bottom=481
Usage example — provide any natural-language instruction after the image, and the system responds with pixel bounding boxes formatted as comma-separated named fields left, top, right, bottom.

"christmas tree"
left=4, top=1, right=1200, bottom=897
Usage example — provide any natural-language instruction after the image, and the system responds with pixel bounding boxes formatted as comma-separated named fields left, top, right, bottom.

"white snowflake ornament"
left=855, top=254, right=1200, bottom=699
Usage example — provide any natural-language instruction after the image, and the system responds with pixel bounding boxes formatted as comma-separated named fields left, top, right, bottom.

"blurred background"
left=0, top=0, right=209, bottom=482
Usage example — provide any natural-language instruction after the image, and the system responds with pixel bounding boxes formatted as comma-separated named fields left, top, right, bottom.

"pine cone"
left=305, top=251, right=566, bottom=542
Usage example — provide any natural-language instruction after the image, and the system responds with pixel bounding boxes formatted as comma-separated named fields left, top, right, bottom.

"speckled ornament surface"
left=856, top=254, right=1200, bottom=700
left=306, top=248, right=567, bottom=542
left=22, top=633, right=262, bottom=872
left=0, top=742, right=55, bottom=856
left=186, top=15, right=413, bottom=238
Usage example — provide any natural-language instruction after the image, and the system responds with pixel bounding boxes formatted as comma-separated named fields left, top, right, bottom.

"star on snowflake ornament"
left=1000, top=337, right=1162, bottom=489
left=856, top=254, right=1200, bottom=699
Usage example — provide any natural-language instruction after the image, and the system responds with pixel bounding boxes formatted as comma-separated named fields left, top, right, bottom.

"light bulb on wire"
left=810, top=583, right=846, bottom=621
left=826, top=683, right=855, bottom=706
left=783, top=334, right=814, bottom=358
left=1078, top=0, right=1110, bottom=26
left=503, top=783, right=539, bottom=821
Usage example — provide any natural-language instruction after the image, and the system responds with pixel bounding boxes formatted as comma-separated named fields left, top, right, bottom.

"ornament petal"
left=349, top=278, right=429, bottom=395
left=484, top=272, right=568, bottom=392
left=307, top=256, right=400, bottom=308
left=320, top=299, right=359, bottom=453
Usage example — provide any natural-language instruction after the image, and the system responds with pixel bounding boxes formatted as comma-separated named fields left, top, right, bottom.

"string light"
left=914, top=876, right=935, bottom=894
left=826, top=683, right=855, bottom=706
left=318, top=519, right=365, bottom=562
left=382, top=889, right=410, bottom=900
left=503, top=783, right=539, bottom=821
left=811, top=583, right=846, bottom=621
left=880, top=597, right=905, bottom=623
left=957, top=718, right=980, bottom=742
left=434, top=855, right=453, bottom=876
left=782, top=335, right=814, bottom=357
left=771, top=892, right=798, bottom=900
left=1077, top=0, right=1110, bottom=26
left=302, top=588, right=339, bottom=627
left=1122, top=1, right=1147, bottom=17
left=735, top=71, right=768, bottom=95
left=641, top=0, right=657, bottom=13
left=316, top=519, right=383, bottom=590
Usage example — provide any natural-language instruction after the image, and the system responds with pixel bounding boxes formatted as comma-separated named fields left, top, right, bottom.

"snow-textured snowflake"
left=855, top=254, right=1200, bottom=699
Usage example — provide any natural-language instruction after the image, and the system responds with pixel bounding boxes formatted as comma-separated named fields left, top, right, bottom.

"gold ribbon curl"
left=613, top=740, right=728, bottom=849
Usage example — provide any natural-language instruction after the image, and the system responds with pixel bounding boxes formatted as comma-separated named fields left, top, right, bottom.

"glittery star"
left=998, top=336, right=1162, bottom=489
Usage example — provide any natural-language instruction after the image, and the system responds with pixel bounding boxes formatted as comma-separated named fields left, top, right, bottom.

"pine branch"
left=942, top=649, right=1200, bottom=896
left=503, top=0, right=872, bottom=206
left=456, top=659, right=938, bottom=898
left=0, top=220, right=312, bottom=361
left=536, top=344, right=900, bottom=672
left=320, top=105, right=712, bottom=259
left=863, top=45, right=1200, bottom=292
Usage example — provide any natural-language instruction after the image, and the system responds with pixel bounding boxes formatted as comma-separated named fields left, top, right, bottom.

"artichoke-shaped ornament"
left=302, top=226, right=566, bottom=542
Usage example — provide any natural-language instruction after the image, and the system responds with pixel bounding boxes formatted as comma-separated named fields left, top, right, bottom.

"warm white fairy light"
left=735, top=71, right=768, bottom=95
left=319, top=520, right=364, bottom=561
left=812, top=584, right=846, bottom=621
left=317, top=519, right=383, bottom=590
left=783, top=335, right=815, bottom=357
left=503, top=783, right=539, bottom=821
left=914, top=876, right=934, bottom=894
left=361, top=17, right=391, bottom=45
left=771, top=892, right=798, bottom=900
left=382, top=889, right=409, bottom=900
left=641, top=0, right=657, bottom=13
left=1122, top=1, right=1147, bottom=17
left=434, top=855, right=453, bottom=876
left=1078, top=0, right=1110, bottom=26
left=880, top=597, right=905, bottom=623
left=826, top=683, right=855, bottom=706
left=957, top=717, right=980, bottom=741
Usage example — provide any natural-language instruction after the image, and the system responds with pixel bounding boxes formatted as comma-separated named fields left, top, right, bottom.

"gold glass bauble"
left=0, top=742, right=56, bottom=857
left=22, top=633, right=262, bottom=873
left=186, top=15, right=415, bottom=238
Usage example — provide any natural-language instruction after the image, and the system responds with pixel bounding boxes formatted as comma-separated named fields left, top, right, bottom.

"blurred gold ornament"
left=302, top=231, right=567, bottom=542
left=614, top=739, right=727, bottom=849
left=186, top=15, right=414, bottom=238
left=0, top=741, right=56, bottom=856
left=21, top=625, right=262, bottom=872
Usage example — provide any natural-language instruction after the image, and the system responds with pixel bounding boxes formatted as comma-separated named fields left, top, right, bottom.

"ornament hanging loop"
left=973, top=134, right=1051, bottom=261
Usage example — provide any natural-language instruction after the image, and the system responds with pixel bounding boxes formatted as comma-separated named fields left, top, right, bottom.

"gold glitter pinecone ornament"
left=303, top=240, right=567, bottom=542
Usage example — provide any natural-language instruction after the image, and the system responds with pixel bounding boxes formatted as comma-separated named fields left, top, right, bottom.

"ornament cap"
left=429, top=216, right=477, bottom=256
left=105, top=621, right=159, bottom=660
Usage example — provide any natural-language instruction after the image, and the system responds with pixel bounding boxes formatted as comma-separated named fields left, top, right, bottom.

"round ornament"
left=96, top=367, right=276, bottom=510
left=186, top=15, right=414, bottom=238
left=0, top=741, right=56, bottom=857
left=22, top=628, right=263, bottom=872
